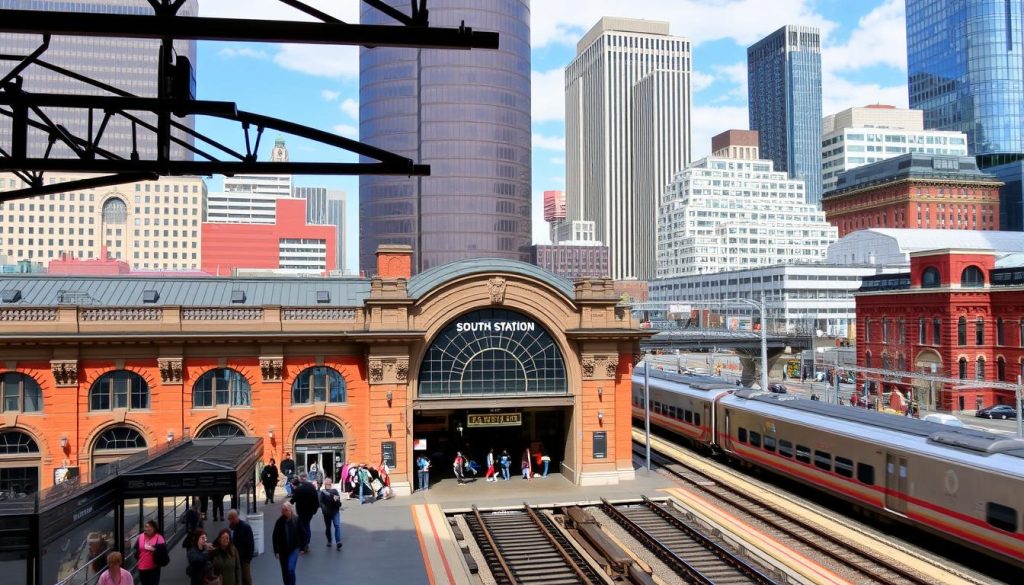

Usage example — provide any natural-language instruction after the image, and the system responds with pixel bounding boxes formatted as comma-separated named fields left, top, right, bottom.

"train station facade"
left=0, top=245, right=645, bottom=499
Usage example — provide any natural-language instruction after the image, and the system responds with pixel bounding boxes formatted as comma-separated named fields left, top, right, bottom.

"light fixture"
left=386, top=421, right=393, bottom=435
left=598, top=410, right=604, bottom=422
left=166, top=431, right=174, bottom=443
left=456, top=422, right=464, bottom=437
left=597, top=386, right=603, bottom=399
left=268, top=427, right=274, bottom=439
left=385, top=391, right=393, bottom=405
left=59, top=435, right=68, bottom=449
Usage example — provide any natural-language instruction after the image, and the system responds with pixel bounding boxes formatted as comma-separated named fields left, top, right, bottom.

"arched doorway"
left=92, top=426, right=147, bottom=478
left=914, top=349, right=943, bottom=412
left=197, top=421, right=246, bottom=438
left=100, top=196, right=129, bottom=260
left=0, top=430, right=40, bottom=500
left=293, top=418, right=345, bottom=483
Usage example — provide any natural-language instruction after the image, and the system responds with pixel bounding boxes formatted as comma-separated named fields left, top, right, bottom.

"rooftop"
left=845, top=229, right=1024, bottom=255
left=825, top=153, right=1001, bottom=198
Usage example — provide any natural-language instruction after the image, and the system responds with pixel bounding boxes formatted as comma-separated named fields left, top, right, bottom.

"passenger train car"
left=632, top=365, right=1024, bottom=567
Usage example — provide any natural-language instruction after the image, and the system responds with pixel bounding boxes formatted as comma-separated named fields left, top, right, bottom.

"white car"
left=922, top=413, right=964, bottom=427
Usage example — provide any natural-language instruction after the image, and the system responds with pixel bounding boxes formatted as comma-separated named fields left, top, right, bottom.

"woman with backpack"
left=136, top=520, right=168, bottom=585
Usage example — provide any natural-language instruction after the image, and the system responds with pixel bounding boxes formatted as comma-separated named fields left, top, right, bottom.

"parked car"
left=922, top=413, right=965, bottom=427
left=975, top=404, right=1020, bottom=419
left=767, top=383, right=788, bottom=394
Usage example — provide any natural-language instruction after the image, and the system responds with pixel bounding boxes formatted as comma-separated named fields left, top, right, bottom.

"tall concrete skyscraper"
left=747, top=25, right=822, bottom=205
left=565, top=17, right=691, bottom=280
left=0, top=0, right=198, bottom=160
left=906, top=0, right=1024, bottom=167
left=358, top=0, right=531, bottom=274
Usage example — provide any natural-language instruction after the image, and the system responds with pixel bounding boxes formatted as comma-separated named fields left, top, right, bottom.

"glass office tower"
left=906, top=0, right=1024, bottom=166
left=0, top=0, right=197, bottom=160
left=358, top=0, right=532, bottom=274
left=747, top=25, right=823, bottom=205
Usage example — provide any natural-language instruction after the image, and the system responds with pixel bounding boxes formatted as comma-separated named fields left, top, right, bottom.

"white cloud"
left=533, top=133, right=566, bottom=151
left=332, top=124, right=358, bottom=137
left=199, top=1, right=357, bottom=22
left=550, top=157, right=565, bottom=165
left=822, top=72, right=908, bottom=116
left=339, top=98, right=359, bottom=119
left=321, top=89, right=340, bottom=102
left=532, top=69, right=565, bottom=122
left=690, top=104, right=749, bottom=159
left=691, top=70, right=715, bottom=93
left=823, top=0, right=906, bottom=73
left=273, top=44, right=359, bottom=79
left=217, top=47, right=269, bottom=60
left=715, top=62, right=748, bottom=100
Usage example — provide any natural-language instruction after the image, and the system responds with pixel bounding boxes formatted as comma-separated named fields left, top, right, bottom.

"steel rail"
left=469, top=505, right=516, bottom=584
left=522, top=503, right=598, bottom=585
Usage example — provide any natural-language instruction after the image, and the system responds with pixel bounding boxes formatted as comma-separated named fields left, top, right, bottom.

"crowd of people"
left=417, top=445, right=554, bottom=490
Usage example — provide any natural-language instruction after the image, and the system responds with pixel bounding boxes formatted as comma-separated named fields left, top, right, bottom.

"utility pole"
left=759, top=291, right=768, bottom=391
left=1017, top=375, right=1023, bottom=439
left=643, top=355, right=651, bottom=470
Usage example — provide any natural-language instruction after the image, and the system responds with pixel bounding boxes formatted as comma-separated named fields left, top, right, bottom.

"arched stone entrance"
left=914, top=349, right=942, bottom=411
left=293, top=417, right=346, bottom=483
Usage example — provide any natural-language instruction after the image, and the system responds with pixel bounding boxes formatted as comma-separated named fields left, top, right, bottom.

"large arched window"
left=957, top=316, right=967, bottom=346
left=92, top=426, right=147, bottom=476
left=89, top=370, right=149, bottom=411
left=865, top=351, right=872, bottom=368
left=961, top=265, right=984, bottom=288
left=291, top=367, right=346, bottom=404
left=958, top=357, right=968, bottom=380
left=976, top=357, right=986, bottom=380
left=197, top=422, right=246, bottom=438
left=101, top=197, right=128, bottom=225
left=997, top=318, right=1005, bottom=346
left=997, top=357, right=1006, bottom=381
left=0, top=430, right=40, bottom=500
left=1, top=372, right=42, bottom=413
left=976, top=317, right=985, bottom=345
left=295, top=418, right=344, bottom=441
left=193, top=368, right=251, bottom=408
left=921, top=267, right=941, bottom=288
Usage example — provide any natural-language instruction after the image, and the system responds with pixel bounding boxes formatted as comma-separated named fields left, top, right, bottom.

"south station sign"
left=467, top=412, right=523, bottom=427
left=456, top=321, right=537, bottom=333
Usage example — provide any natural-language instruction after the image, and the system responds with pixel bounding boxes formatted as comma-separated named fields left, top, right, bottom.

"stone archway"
left=914, top=349, right=942, bottom=411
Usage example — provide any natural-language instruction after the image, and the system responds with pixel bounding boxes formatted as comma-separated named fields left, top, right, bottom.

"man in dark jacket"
left=280, top=453, right=296, bottom=496
left=261, top=459, right=280, bottom=504
left=289, top=475, right=318, bottom=552
left=227, top=509, right=255, bottom=585
left=272, top=503, right=302, bottom=585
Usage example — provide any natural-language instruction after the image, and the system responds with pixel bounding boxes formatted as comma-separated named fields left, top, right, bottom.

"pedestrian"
left=136, top=520, right=166, bottom=585
left=261, top=459, right=280, bottom=504
left=416, top=454, right=431, bottom=491
left=521, top=448, right=532, bottom=480
left=226, top=510, right=254, bottom=585
left=185, top=529, right=213, bottom=585
left=98, top=551, right=133, bottom=585
left=499, top=450, right=511, bottom=480
left=280, top=453, right=296, bottom=497
left=484, top=449, right=496, bottom=482
left=289, top=475, right=318, bottom=552
left=453, top=451, right=467, bottom=485
left=182, top=498, right=202, bottom=547
left=319, top=478, right=343, bottom=550
left=540, top=452, right=551, bottom=478
left=307, top=463, right=321, bottom=489
left=211, top=493, right=226, bottom=522
left=272, top=503, right=302, bottom=585
left=377, top=460, right=394, bottom=499
left=211, top=528, right=242, bottom=585
left=356, top=464, right=375, bottom=503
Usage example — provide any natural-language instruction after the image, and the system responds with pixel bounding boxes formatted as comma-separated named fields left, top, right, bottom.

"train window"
left=986, top=502, right=1018, bottom=532
left=814, top=451, right=832, bottom=471
left=738, top=428, right=748, bottom=443
left=795, top=445, right=811, bottom=464
left=763, top=436, right=776, bottom=452
left=653, top=401, right=661, bottom=413
left=684, top=410, right=693, bottom=424
left=778, top=440, right=793, bottom=457
left=857, top=463, right=875, bottom=485
left=834, top=457, right=854, bottom=478
left=693, top=412, right=701, bottom=426
left=749, top=431, right=762, bottom=448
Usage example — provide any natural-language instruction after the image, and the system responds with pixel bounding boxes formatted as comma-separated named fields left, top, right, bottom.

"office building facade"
left=0, top=0, right=198, bottom=161
left=748, top=25, right=823, bottom=204
left=358, top=0, right=532, bottom=274
left=566, top=17, right=691, bottom=279
left=531, top=244, right=610, bottom=279
left=295, top=186, right=346, bottom=275
left=906, top=0, right=1024, bottom=166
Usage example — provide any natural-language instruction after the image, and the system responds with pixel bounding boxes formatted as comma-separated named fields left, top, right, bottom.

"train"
left=631, top=365, right=1024, bottom=568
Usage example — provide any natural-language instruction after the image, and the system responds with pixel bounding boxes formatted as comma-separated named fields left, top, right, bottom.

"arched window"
left=957, top=316, right=967, bottom=346
left=865, top=352, right=872, bottom=368
left=291, top=367, right=346, bottom=404
left=997, top=318, right=1005, bottom=345
left=932, top=318, right=941, bottom=345
left=101, top=197, right=128, bottom=225
left=197, top=422, right=246, bottom=438
left=0, top=430, right=40, bottom=500
left=975, top=317, right=985, bottom=345
left=958, top=357, right=967, bottom=379
left=961, top=265, right=984, bottom=288
left=897, top=354, right=906, bottom=372
left=92, top=426, right=147, bottom=477
left=89, top=370, right=149, bottom=411
left=882, top=319, right=889, bottom=344
left=864, top=319, right=872, bottom=343
left=193, top=368, right=251, bottom=408
left=1, top=372, right=42, bottom=413
left=922, top=267, right=941, bottom=288
left=997, top=357, right=1006, bottom=381
left=295, top=418, right=344, bottom=441
left=976, top=357, right=986, bottom=380
left=882, top=353, right=892, bottom=371
left=918, top=319, right=926, bottom=344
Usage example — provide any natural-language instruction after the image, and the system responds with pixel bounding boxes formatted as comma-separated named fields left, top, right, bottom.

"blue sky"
left=196, top=0, right=908, bottom=272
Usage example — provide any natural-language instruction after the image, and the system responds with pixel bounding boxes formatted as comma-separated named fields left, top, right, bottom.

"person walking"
left=280, top=453, right=296, bottom=497
left=226, top=510, right=254, bottom=585
left=499, top=450, right=511, bottom=481
left=136, top=520, right=166, bottom=585
left=540, top=452, right=551, bottom=478
left=521, top=448, right=532, bottom=480
left=416, top=454, right=431, bottom=491
left=484, top=449, right=496, bottom=482
left=261, top=459, right=280, bottom=504
left=211, top=528, right=242, bottom=585
left=183, top=498, right=203, bottom=546
left=98, top=552, right=133, bottom=585
left=289, top=475, right=318, bottom=552
left=185, top=529, right=213, bottom=585
left=453, top=451, right=467, bottom=485
left=211, top=493, right=226, bottom=522
left=307, top=463, right=321, bottom=489
left=318, top=478, right=343, bottom=550
left=272, top=503, right=302, bottom=585
left=356, top=464, right=375, bottom=503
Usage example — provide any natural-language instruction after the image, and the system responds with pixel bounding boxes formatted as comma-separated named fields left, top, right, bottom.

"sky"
left=194, top=0, right=909, bottom=273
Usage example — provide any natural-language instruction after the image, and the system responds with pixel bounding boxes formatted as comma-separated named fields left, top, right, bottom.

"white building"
left=206, top=137, right=293, bottom=223
left=648, top=264, right=878, bottom=337
left=657, top=156, right=837, bottom=278
left=566, top=17, right=691, bottom=279
left=822, top=105, right=968, bottom=193
left=826, top=228, right=1024, bottom=267
left=553, top=220, right=601, bottom=246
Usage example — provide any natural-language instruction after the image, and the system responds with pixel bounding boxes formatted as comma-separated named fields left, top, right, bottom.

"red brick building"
left=823, top=153, right=1002, bottom=238
left=856, top=248, right=1023, bottom=412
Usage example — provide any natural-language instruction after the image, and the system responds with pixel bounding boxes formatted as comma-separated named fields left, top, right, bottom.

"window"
left=933, top=318, right=941, bottom=345
left=295, top=418, right=344, bottom=441
left=997, top=357, right=1006, bottom=382
left=0, top=430, right=40, bottom=500
left=795, top=444, right=811, bottom=464
left=814, top=450, right=832, bottom=471
left=197, top=422, right=246, bottom=438
left=997, top=318, right=1005, bottom=345
left=921, top=267, right=941, bottom=288
left=0, top=430, right=39, bottom=454
left=763, top=436, right=776, bottom=452
left=89, top=371, right=149, bottom=410
left=749, top=431, right=762, bottom=448
left=986, top=502, right=1018, bottom=532
left=961, top=266, right=984, bottom=288
left=976, top=318, right=985, bottom=345
left=1, top=373, right=42, bottom=413
left=918, top=319, right=926, bottom=344
left=738, top=428, right=748, bottom=443
left=958, top=317, right=967, bottom=346
left=778, top=440, right=793, bottom=458
left=683, top=409, right=693, bottom=424
left=835, top=456, right=854, bottom=478
left=976, top=357, right=986, bottom=381
left=865, top=319, right=871, bottom=343
left=865, top=352, right=872, bottom=368
left=94, top=427, right=146, bottom=450
left=291, top=367, right=346, bottom=404
left=193, top=368, right=251, bottom=408
left=959, top=357, right=968, bottom=380
left=857, top=463, right=875, bottom=485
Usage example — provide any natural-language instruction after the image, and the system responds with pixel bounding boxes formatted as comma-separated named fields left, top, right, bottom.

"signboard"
left=728, top=317, right=752, bottom=331
left=668, top=304, right=691, bottom=315
left=593, top=431, right=607, bottom=459
left=413, top=438, right=427, bottom=451
left=381, top=441, right=396, bottom=468
left=467, top=412, right=522, bottom=427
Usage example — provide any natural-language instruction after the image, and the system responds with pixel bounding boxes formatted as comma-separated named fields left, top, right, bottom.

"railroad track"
left=634, top=441, right=934, bottom=585
left=464, top=504, right=608, bottom=585
left=600, top=497, right=777, bottom=585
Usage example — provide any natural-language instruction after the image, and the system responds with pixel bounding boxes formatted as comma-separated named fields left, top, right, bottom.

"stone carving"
left=582, top=358, right=595, bottom=379
left=605, top=359, right=618, bottom=378
left=488, top=277, right=507, bottom=304
left=395, top=359, right=409, bottom=383
left=260, top=358, right=284, bottom=382
left=632, top=353, right=644, bottom=366
left=582, top=355, right=618, bottom=380
left=51, top=360, right=78, bottom=387
left=368, top=359, right=384, bottom=383
left=158, top=358, right=183, bottom=384
left=615, top=306, right=627, bottom=321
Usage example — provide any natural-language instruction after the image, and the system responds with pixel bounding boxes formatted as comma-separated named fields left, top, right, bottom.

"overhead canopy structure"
left=120, top=437, right=263, bottom=498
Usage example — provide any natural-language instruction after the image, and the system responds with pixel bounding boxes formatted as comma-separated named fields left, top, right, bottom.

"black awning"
left=120, top=437, right=263, bottom=498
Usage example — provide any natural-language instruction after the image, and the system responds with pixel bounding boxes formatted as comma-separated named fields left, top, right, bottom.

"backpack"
left=153, top=543, right=170, bottom=567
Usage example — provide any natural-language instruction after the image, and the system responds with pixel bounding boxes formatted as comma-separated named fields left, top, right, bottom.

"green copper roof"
left=407, top=258, right=575, bottom=300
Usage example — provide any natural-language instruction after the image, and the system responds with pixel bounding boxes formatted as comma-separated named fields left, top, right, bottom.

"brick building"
left=0, top=246, right=646, bottom=500
left=856, top=248, right=1024, bottom=412
left=531, top=244, right=610, bottom=279
left=822, top=153, right=1002, bottom=238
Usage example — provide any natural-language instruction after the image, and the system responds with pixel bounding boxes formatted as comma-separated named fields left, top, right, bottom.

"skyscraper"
left=295, top=186, right=346, bottom=274
left=748, top=25, right=823, bottom=205
left=566, top=17, right=691, bottom=280
left=358, top=0, right=531, bottom=274
left=906, top=0, right=1024, bottom=167
left=0, top=0, right=198, bottom=161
